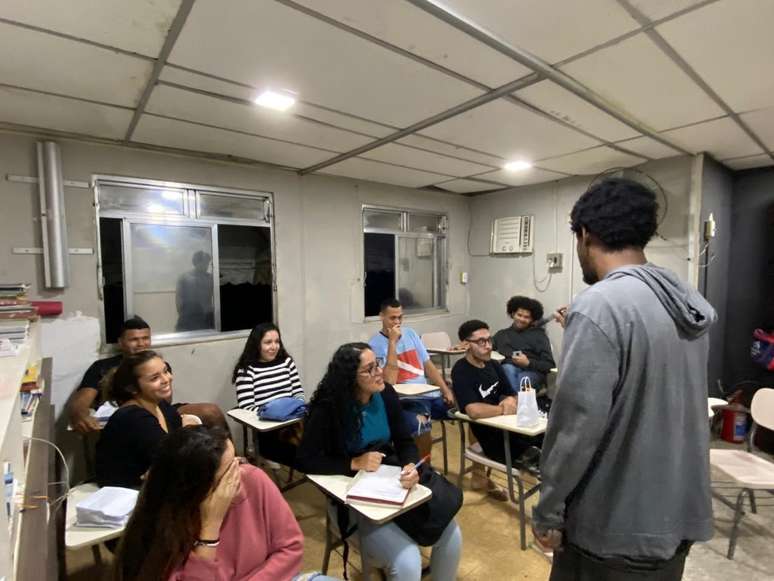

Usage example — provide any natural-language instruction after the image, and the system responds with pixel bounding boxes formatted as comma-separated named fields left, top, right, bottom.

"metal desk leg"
left=503, top=431, right=526, bottom=550
left=457, top=421, right=467, bottom=489
left=241, top=425, right=249, bottom=457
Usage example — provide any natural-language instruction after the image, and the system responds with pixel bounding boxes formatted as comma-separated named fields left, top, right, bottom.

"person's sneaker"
left=470, top=474, right=508, bottom=501
left=515, top=446, right=542, bottom=478
left=263, top=459, right=282, bottom=471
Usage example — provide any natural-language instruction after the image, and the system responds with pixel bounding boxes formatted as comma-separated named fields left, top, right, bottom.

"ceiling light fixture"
left=253, top=89, right=297, bottom=111
left=504, top=160, right=533, bottom=172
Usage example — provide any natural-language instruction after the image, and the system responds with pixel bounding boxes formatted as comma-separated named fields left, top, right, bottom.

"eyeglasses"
left=466, top=336, right=493, bottom=347
left=358, top=363, right=382, bottom=377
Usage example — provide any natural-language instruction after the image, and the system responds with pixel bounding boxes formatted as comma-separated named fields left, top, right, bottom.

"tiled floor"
left=66, top=422, right=773, bottom=580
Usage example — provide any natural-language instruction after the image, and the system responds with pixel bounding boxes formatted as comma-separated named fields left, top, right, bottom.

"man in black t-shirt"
left=67, top=316, right=226, bottom=433
left=451, top=319, right=542, bottom=473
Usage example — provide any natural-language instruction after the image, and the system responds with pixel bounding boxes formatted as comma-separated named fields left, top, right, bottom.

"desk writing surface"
left=394, top=383, right=440, bottom=397
left=227, top=408, right=303, bottom=432
left=454, top=411, right=547, bottom=437
left=307, top=473, right=432, bottom=525
left=65, top=483, right=125, bottom=550
left=426, top=347, right=465, bottom=355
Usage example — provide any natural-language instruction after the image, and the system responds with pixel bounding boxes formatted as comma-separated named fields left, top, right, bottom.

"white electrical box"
left=490, top=215, right=534, bottom=254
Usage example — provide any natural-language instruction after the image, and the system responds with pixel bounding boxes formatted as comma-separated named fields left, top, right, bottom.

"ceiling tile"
left=421, top=99, right=600, bottom=162
left=516, top=80, right=640, bottom=142
left=0, top=86, right=132, bottom=139
left=433, top=179, right=507, bottom=194
left=722, top=154, right=773, bottom=171
left=168, top=0, right=482, bottom=127
left=361, top=143, right=493, bottom=178
left=538, top=146, right=645, bottom=175
left=657, top=0, right=774, bottom=112
left=625, top=0, right=706, bottom=22
left=0, top=22, right=152, bottom=107
left=0, top=0, right=182, bottom=57
left=289, top=0, right=530, bottom=87
left=662, top=117, right=762, bottom=160
left=442, top=0, right=639, bottom=63
left=739, top=107, right=774, bottom=150
left=398, top=134, right=504, bottom=168
left=145, top=84, right=372, bottom=152
left=133, top=115, right=335, bottom=168
left=614, top=135, right=682, bottom=159
left=476, top=167, right=567, bottom=187
left=561, top=33, right=724, bottom=131
left=159, top=67, right=256, bottom=101
left=319, top=157, right=449, bottom=188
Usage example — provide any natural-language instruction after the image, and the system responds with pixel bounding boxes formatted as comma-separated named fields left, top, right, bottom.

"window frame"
left=362, top=204, right=448, bottom=320
left=93, top=174, right=277, bottom=347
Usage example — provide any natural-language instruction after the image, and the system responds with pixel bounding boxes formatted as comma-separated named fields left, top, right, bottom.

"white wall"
left=466, top=155, right=699, bottom=357
left=0, top=131, right=471, bottom=435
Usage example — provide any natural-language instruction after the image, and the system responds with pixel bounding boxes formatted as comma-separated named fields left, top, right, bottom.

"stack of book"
left=0, top=283, right=37, bottom=321
left=20, top=364, right=42, bottom=417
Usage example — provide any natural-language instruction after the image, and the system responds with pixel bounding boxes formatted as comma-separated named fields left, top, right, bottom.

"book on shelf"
left=345, top=464, right=410, bottom=507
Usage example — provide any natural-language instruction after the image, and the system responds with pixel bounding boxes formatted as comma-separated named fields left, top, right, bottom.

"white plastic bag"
left=516, top=376, right=540, bottom=427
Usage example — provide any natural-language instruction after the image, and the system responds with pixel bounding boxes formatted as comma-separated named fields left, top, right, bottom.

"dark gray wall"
left=698, top=157, right=733, bottom=393
left=725, top=167, right=774, bottom=385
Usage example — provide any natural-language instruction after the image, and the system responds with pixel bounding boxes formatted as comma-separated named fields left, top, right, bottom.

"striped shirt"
left=234, top=357, right=304, bottom=412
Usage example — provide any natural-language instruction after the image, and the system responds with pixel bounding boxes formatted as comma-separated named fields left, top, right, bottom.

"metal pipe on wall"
left=36, top=141, right=70, bottom=288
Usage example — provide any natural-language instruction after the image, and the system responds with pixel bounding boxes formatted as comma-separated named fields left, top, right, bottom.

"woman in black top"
left=298, top=342, right=461, bottom=581
left=96, top=350, right=182, bottom=488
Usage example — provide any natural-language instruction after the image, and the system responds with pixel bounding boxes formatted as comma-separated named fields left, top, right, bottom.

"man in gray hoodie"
left=532, top=178, right=716, bottom=580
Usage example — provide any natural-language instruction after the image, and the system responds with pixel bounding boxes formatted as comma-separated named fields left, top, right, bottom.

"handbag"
left=393, top=464, right=463, bottom=546
left=516, top=376, right=540, bottom=427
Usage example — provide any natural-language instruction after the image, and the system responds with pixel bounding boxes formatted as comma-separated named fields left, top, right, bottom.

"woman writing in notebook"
left=114, top=426, right=332, bottom=581
left=298, top=343, right=462, bottom=581
left=232, top=323, right=304, bottom=466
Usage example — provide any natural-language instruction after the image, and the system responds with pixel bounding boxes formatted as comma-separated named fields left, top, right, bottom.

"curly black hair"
left=307, top=342, right=371, bottom=437
left=570, top=177, right=658, bottom=250
left=458, top=319, right=489, bottom=342
left=506, top=296, right=544, bottom=322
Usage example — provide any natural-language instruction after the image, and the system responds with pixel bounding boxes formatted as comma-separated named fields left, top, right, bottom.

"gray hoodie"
left=533, top=263, right=717, bottom=559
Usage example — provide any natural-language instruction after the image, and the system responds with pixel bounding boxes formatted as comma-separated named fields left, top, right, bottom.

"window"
left=363, top=207, right=447, bottom=317
left=96, top=177, right=274, bottom=343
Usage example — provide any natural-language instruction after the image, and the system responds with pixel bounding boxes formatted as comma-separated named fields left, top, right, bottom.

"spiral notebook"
left=346, top=464, right=410, bottom=506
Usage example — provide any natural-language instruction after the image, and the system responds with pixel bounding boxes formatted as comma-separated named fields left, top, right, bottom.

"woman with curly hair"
left=298, top=343, right=461, bottom=581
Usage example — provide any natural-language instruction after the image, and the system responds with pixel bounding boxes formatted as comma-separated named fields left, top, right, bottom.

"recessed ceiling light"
left=504, top=160, right=533, bottom=172
left=253, top=89, right=297, bottom=111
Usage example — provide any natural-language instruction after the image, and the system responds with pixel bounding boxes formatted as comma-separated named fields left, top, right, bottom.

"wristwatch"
left=194, top=538, right=220, bottom=548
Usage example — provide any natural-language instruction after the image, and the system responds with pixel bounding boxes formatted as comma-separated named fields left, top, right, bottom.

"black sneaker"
left=515, top=446, right=542, bottom=478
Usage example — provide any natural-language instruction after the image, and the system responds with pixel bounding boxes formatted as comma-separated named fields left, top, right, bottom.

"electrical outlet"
left=547, top=253, right=563, bottom=270
left=460, top=271, right=469, bottom=284
left=704, top=212, right=716, bottom=240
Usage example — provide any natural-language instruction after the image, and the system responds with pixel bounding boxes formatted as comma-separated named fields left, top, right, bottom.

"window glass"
left=130, top=223, right=215, bottom=335
left=199, top=193, right=266, bottom=222
left=408, top=213, right=440, bottom=233
left=364, top=209, right=402, bottom=230
left=397, top=236, right=435, bottom=310
left=100, top=184, right=185, bottom=215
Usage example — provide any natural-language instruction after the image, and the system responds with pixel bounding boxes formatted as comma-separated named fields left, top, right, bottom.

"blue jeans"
left=500, top=364, right=544, bottom=393
left=357, top=516, right=462, bottom=581
left=400, top=395, right=449, bottom=434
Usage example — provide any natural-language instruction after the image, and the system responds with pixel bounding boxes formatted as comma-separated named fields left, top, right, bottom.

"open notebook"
left=346, top=464, right=410, bottom=507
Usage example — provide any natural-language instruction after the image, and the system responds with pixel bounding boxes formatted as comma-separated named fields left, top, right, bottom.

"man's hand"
left=499, top=395, right=517, bottom=415
left=441, top=385, right=455, bottom=406
left=554, top=306, right=568, bottom=329
left=71, top=411, right=101, bottom=434
left=512, top=352, right=530, bottom=368
left=532, top=524, right=563, bottom=552
left=387, top=324, right=402, bottom=343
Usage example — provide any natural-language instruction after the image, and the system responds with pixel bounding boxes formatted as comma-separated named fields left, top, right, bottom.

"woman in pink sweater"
left=114, top=426, right=312, bottom=581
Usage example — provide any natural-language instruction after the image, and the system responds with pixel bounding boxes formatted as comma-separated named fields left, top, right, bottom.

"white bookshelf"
left=0, top=323, right=40, bottom=579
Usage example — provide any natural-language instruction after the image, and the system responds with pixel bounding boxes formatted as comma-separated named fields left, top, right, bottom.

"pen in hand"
left=401, top=454, right=431, bottom=476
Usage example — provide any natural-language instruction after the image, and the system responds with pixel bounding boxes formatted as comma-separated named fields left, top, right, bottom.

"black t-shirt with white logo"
left=451, top=358, right=513, bottom=461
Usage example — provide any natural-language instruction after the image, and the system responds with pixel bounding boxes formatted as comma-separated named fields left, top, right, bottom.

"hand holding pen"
left=399, top=454, right=429, bottom=489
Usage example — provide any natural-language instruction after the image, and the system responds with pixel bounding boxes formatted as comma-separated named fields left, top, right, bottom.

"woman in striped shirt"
left=232, top=323, right=304, bottom=466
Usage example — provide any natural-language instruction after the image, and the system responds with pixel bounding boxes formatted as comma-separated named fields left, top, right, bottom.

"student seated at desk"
left=114, top=426, right=331, bottom=581
left=452, top=320, right=542, bottom=476
left=96, top=350, right=196, bottom=488
left=298, top=343, right=461, bottom=581
left=67, top=316, right=226, bottom=433
left=493, top=296, right=556, bottom=393
left=233, top=323, right=304, bottom=466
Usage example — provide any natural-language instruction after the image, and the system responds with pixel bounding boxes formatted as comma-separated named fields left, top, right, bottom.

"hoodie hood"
left=605, top=263, right=717, bottom=338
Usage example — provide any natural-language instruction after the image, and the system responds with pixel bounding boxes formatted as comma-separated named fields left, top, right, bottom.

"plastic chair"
left=710, top=387, right=774, bottom=559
